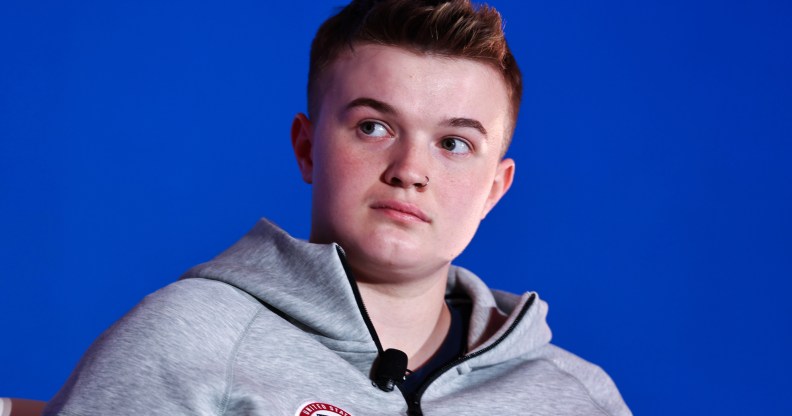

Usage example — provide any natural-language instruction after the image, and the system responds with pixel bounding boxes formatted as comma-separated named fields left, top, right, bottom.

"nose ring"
left=416, top=176, right=429, bottom=188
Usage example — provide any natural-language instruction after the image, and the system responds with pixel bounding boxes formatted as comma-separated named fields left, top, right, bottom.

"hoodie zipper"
left=336, top=246, right=537, bottom=415
left=406, top=292, right=536, bottom=416
left=335, top=246, right=385, bottom=354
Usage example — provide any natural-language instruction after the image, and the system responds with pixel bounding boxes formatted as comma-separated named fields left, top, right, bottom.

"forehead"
left=315, top=44, right=511, bottom=139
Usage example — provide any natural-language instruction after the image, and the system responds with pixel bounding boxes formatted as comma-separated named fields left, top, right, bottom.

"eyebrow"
left=446, top=117, right=487, bottom=137
left=344, top=96, right=488, bottom=137
left=344, top=97, right=396, bottom=115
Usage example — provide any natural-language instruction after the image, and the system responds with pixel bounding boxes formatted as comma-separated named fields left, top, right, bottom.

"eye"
left=358, top=120, right=390, bottom=138
left=440, top=137, right=472, bottom=155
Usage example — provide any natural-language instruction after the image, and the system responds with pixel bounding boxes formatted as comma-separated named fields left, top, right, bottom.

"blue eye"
left=359, top=121, right=389, bottom=137
left=440, top=137, right=471, bottom=154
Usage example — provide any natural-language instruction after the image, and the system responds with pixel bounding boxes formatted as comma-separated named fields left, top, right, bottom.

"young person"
left=45, top=1, right=631, bottom=415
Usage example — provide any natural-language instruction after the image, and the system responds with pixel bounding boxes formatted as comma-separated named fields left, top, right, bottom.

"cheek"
left=438, top=176, right=490, bottom=232
left=445, top=170, right=493, bottom=209
left=314, top=142, right=373, bottom=206
left=434, top=180, right=489, bottom=260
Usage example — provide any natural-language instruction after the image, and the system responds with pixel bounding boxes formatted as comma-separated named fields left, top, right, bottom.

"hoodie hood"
left=182, top=220, right=374, bottom=350
left=182, top=219, right=552, bottom=372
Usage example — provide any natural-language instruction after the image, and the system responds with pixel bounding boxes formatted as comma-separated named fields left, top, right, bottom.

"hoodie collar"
left=447, top=266, right=552, bottom=369
left=182, top=219, right=552, bottom=371
left=182, top=219, right=375, bottom=351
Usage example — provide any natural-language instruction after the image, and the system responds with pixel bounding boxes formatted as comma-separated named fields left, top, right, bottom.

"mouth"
left=370, top=200, right=431, bottom=223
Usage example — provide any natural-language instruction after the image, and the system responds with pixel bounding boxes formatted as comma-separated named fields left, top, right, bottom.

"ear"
left=291, top=113, right=314, bottom=184
left=481, top=157, right=515, bottom=219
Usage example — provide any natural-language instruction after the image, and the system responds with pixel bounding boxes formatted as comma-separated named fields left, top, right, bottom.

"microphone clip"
left=372, top=348, right=408, bottom=392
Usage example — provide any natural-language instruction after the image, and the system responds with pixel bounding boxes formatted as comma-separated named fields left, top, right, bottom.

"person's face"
left=292, top=44, right=515, bottom=283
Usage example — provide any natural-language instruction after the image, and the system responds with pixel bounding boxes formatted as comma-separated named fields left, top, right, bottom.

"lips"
left=370, top=200, right=431, bottom=223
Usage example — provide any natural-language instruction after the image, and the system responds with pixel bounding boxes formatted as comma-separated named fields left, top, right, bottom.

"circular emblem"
left=295, top=401, right=353, bottom=416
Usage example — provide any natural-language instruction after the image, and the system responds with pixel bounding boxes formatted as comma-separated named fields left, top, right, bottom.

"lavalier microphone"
left=372, top=348, right=408, bottom=392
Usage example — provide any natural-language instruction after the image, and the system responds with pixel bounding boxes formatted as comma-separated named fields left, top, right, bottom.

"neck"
left=355, top=267, right=451, bottom=370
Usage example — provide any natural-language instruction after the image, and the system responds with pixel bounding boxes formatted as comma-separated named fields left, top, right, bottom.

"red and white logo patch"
left=295, top=401, right=353, bottom=416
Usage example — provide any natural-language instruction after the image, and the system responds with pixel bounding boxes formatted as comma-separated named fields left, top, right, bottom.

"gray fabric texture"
left=45, top=219, right=631, bottom=416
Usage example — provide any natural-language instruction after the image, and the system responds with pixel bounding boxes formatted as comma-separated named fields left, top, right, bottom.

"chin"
left=349, top=239, right=458, bottom=284
left=349, top=233, right=418, bottom=263
left=343, top=237, right=417, bottom=271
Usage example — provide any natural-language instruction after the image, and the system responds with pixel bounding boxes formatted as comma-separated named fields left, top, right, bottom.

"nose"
left=382, top=141, right=430, bottom=191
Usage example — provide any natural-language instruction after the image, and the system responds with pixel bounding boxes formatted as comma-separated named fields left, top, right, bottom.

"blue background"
left=1, top=1, right=790, bottom=414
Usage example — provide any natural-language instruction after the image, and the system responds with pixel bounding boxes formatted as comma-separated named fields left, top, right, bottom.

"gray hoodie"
left=45, top=219, right=631, bottom=416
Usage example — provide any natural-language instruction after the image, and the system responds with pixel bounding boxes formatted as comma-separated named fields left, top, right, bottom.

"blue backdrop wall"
left=1, top=1, right=790, bottom=414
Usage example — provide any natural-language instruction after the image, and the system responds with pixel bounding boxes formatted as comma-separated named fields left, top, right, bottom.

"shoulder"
left=101, top=278, right=263, bottom=349
left=45, top=278, right=265, bottom=415
left=535, top=344, right=632, bottom=416
left=134, top=277, right=262, bottom=323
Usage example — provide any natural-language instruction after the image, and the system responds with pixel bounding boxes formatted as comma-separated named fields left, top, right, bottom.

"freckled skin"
left=292, top=44, right=515, bottom=286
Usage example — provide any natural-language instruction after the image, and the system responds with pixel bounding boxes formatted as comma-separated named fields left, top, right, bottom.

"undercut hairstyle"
left=308, top=0, right=522, bottom=150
